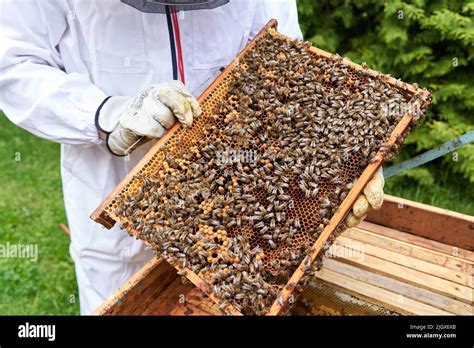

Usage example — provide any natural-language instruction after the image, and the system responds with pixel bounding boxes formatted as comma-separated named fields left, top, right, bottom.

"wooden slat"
left=169, top=286, right=222, bottom=316
left=342, top=227, right=474, bottom=274
left=333, top=235, right=472, bottom=287
left=330, top=251, right=473, bottom=303
left=321, top=258, right=473, bottom=315
left=141, top=277, right=221, bottom=316
left=93, top=257, right=177, bottom=315
left=293, top=279, right=399, bottom=316
left=358, top=221, right=474, bottom=262
left=315, top=268, right=453, bottom=315
left=366, top=195, right=474, bottom=251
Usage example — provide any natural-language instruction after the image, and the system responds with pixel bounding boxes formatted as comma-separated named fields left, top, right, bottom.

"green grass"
left=0, top=114, right=79, bottom=315
left=384, top=159, right=474, bottom=216
left=385, top=177, right=474, bottom=216
left=0, top=111, right=472, bottom=315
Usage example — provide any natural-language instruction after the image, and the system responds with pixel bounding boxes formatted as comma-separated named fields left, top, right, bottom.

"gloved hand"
left=95, top=80, right=201, bottom=156
left=345, top=167, right=385, bottom=228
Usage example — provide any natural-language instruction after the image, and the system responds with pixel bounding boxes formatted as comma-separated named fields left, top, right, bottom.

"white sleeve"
left=0, top=0, right=107, bottom=145
left=250, top=0, right=303, bottom=40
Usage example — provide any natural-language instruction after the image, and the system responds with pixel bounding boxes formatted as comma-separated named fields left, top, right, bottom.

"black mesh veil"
left=121, top=0, right=230, bottom=13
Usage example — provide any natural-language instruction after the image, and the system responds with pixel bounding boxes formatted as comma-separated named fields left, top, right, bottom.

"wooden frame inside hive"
left=91, top=19, right=431, bottom=315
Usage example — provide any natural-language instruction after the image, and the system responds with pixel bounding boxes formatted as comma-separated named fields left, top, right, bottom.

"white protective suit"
left=0, top=0, right=303, bottom=314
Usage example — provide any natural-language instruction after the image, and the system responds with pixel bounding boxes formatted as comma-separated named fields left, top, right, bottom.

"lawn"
left=0, top=113, right=79, bottom=315
left=385, top=169, right=474, bottom=216
left=0, top=112, right=472, bottom=315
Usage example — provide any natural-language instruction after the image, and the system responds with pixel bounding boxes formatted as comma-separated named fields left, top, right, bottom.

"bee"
left=219, top=301, right=230, bottom=311
left=320, top=197, right=332, bottom=209
left=277, top=295, right=285, bottom=306
left=270, top=219, right=276, bottom=228
left=278, top=194, right=291, bottom=201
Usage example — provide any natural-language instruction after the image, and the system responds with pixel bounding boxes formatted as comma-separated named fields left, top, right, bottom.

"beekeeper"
left=0, top=0, right=384, bottom=314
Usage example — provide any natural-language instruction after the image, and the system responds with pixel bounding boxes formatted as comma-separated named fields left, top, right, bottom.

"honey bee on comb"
left=104, top=27, right=429, bottom=316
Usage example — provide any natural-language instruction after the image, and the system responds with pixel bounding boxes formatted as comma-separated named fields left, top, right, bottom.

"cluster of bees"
left=115, top=31, right=427, bottom=315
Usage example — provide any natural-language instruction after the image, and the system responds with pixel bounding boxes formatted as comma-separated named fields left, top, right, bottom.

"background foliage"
left=298, top=0, right=474, bottom=209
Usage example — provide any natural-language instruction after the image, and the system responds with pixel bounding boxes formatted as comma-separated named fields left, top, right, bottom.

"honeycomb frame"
left=91, top=19, right=431, bottom=316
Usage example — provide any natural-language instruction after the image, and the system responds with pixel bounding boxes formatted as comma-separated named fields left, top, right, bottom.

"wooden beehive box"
left=94, top=195, right=474, bottom=316
left=91, top=19, right=432, bottom=315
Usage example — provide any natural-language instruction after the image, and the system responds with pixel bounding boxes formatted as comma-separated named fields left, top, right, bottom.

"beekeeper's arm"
left=0, top=1, right=107, bottom=145
left=0, top=1, right=200, bottom=154
left=96, top=81, right=201, bottom=156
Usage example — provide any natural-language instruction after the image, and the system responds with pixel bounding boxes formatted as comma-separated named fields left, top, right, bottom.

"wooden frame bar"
left=94, top=258, right=177, bottom=316
left=91, top=19, right=432, bottom=315
left=366, top=195, right=474, bottom=251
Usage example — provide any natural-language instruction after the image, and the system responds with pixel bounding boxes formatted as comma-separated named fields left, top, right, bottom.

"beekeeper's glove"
left=346, top=167, right=385, bottom=228
left=96, top=81, right=201, bottom=156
